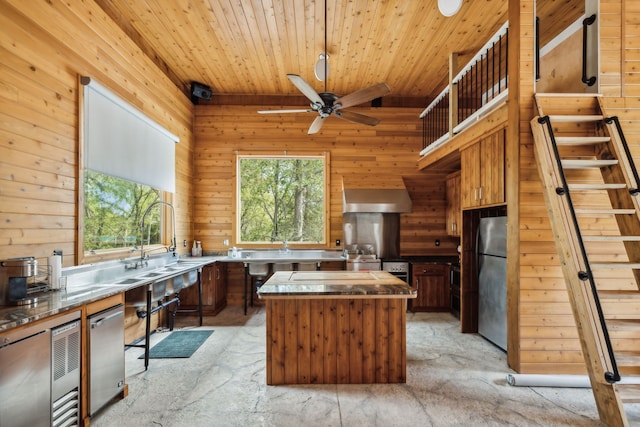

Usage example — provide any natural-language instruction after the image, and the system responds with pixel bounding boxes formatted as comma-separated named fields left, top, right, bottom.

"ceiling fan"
left=258, top=75, right=391, bottom=134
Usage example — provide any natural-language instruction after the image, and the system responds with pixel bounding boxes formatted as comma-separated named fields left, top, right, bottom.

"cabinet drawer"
left=412, top=264, right=446, bottom=275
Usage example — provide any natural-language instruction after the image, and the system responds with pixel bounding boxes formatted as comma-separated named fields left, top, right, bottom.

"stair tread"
left=606, top=319, right=640, bottom=331
left=561, top=159, right=619, bottom=169
left=590, top=262, right=640, bottom=269
left=555, top=136, right=611, bottom=145
left=583, top=235, right=640, bottom=241
left=599, top=290, right=640, bottom=299
left=547, top=114, right=604, bottom=122
left=618, top=384, right=640, bottom=403
left=574, top=208, right=636, bottom=215
left=568, top=183, right=627, bottom=190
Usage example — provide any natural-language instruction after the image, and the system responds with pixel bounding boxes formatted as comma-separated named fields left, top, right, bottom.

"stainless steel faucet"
left=140, top=201, right=177, bottom=265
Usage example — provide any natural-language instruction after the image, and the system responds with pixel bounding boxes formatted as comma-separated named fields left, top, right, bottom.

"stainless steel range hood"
left=342, top=188, right=412, bottom=213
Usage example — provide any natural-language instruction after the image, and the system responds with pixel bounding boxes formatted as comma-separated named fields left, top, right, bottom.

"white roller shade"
left=82, top=77, right=178, bottom=192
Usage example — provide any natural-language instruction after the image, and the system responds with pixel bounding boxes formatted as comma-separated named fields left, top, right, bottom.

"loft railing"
left=420, top=22, right=509, bottom=154
left=421, top=89, right=449, bottom=150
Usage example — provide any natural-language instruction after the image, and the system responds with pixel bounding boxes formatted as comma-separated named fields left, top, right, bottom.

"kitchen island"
left=257, top=271, right=416, bottom=385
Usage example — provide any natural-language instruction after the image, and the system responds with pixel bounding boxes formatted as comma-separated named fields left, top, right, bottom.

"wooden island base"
left=265, top=298, right=407, bottom=385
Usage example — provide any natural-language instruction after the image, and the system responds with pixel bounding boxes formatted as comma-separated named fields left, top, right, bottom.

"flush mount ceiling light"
left=314, top=54, right=329, bottom=81
left=438, top=0, right=463, bottom=17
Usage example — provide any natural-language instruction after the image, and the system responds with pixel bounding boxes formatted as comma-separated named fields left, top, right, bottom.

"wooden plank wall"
left=193, top=105, right=460, bottom=257
left=0, top=0, right=195, bottom=267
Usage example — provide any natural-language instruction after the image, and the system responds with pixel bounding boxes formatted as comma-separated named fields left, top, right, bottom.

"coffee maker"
left=0, top=257, right=38, bottom=305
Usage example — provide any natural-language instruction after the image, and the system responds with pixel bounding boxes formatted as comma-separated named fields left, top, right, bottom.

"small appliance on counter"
left=0, top=256, right=39, bottom=305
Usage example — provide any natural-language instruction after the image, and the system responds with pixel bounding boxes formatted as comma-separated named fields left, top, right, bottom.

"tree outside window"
left=84, top=170, right=161, bottom=252
left=238, top=155, right=326, bottom=244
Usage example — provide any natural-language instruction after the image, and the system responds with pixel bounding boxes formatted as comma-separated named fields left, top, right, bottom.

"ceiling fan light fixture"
left=438, top=0, right=463, bottom=17
left=314, top=54, right=329, bottom=81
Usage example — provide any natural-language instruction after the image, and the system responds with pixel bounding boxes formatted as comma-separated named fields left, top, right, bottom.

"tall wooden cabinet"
left=180, top=262, right=227, bottom=316
left=411, top=263, right=451, bottom=312
left=460, top=129, right=505, bottom=208
left=445, top=171, right=461, bottom=236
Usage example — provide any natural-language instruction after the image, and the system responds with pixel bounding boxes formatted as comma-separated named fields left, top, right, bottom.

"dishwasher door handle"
left=91, top=310, right=123, bottom=328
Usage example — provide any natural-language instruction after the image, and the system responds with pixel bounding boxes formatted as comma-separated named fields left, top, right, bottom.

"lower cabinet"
left=181, top=262, right=227, bottom=316
left=411, top=263, right=451, bottom=312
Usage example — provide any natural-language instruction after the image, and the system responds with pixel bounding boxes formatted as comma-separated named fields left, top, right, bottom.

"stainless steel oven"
left=381, top=261, right=409, bottom=283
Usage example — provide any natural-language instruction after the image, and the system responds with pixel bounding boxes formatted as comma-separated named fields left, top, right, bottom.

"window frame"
left=233, top=151, right=330, bottom=248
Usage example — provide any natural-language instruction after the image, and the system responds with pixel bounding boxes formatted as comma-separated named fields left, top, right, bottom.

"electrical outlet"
left=435, top=239, right=440, bottom=246
left=183, top=240, right=187, bottom=247
left=223, top=239, right=230, bottom=246
left=335, top=239, right=341, bottom=247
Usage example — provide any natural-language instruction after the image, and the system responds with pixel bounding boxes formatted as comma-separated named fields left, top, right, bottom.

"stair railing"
left=537, top=115, right=620, bottom=384
left=582, top=14, right=597, bottom=86
left=605, top=116, right=640, bottom=195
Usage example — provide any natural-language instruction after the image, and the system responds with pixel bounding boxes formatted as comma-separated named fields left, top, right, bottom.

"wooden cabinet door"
left=446, top=171, right=461, bottom=236
left=461, top=143, right=481, bottom=208
left=200, top=264, right=215, bottom=306
left=179, top=262, right=226, bottom=315
left=460, top=129, right=505, bottom=208
left=212, top=262, right=227, bottom=313
left=411, top=263, right=451, bottom=312
left=480, top=130, right=505, bottom=206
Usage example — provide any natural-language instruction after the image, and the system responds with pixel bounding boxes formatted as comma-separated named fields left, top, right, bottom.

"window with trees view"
left=84, top=170, right=161, bottom=252
left=238, top=155, right=327, bottom=244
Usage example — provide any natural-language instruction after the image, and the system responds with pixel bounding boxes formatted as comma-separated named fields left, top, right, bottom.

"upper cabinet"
left=445, top=171, right=461, bottom=237
left=460, top=129, right=505, bottom=209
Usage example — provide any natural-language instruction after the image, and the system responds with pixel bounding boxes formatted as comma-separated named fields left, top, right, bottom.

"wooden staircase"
left=531, top=94, right=640, bottom=427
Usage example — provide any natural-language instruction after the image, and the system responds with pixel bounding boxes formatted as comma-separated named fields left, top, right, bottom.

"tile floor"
left=91, top=306, right=640, bottom=426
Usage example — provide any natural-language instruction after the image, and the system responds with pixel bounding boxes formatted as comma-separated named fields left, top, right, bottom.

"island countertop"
left=257, top=270, right=417, bottom=299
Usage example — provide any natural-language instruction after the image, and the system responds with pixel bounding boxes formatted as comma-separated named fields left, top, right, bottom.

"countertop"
left=257, top=271, right=417, bottom=299
left=0, top=251, right=452, bottom=332
left=0, top=256, right=223, bottom=333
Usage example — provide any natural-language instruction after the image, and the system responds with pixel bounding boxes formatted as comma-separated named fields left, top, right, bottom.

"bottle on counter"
left=192, top=241, right=198, bottom=257
left=196, top=241, right=202, bottom=257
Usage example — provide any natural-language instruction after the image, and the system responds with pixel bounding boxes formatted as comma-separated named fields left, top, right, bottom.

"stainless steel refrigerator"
left=477, top=216, right=507, bottom=351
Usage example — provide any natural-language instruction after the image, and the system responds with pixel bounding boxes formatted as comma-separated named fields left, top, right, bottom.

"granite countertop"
left=257, top=271, right=417, bottom=299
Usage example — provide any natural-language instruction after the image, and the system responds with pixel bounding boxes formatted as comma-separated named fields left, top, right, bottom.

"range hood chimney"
left=341, top=178, right=412, bottom=213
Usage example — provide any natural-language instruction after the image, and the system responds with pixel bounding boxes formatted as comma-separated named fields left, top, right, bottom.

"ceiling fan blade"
left=287, top=74, right=324, bottom=106
left=335, top=110, right=381, bottom=126
left=308, top=116, right=326, bottom=134
left=258, top=109, right=312, bottom=114
left=334, top=83, right=391, bottom=109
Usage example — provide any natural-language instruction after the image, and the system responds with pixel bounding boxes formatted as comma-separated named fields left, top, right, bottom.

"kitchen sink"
left=116, top=278, right=144, bottom=285
left=125, top=281, right=167, bottom=307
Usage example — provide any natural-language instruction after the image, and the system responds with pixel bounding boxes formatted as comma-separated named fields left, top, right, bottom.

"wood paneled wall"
left=193, top=105, right=459, bottom=257
left=0, top=0, right=195, bottom=267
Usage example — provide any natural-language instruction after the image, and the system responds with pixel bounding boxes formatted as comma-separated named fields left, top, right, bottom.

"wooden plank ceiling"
left=95, top=0, right=582, bottom=107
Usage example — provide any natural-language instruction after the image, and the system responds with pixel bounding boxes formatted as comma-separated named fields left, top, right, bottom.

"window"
left=83, top=171, right=161, bottom=251
left=80, top=77, right=178, bottom=258
left=237, top=154, right=328, bottom=245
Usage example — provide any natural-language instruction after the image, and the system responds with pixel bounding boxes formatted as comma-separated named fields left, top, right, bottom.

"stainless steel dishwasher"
left=88, top=304, right=125, bottom=415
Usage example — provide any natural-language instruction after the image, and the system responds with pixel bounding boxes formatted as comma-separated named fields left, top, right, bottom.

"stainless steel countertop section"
left=0, top=252, right=345, bottom=332
left=0, top=255, right=224, bottom=333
